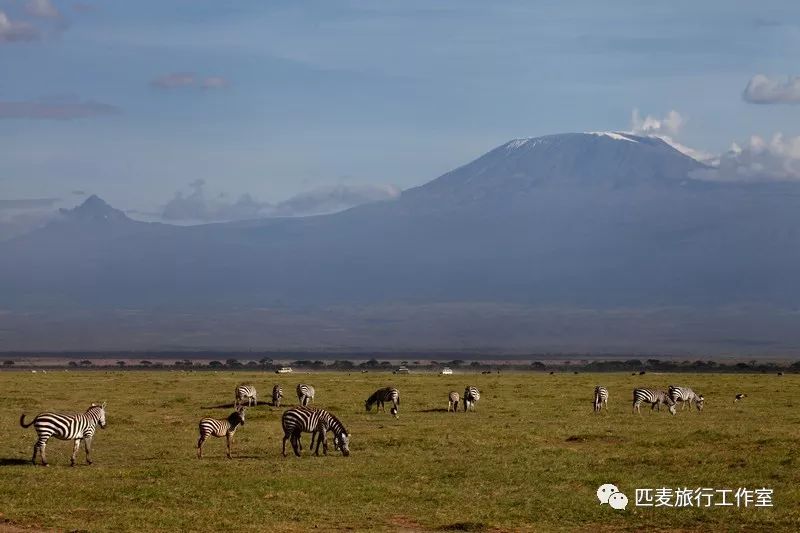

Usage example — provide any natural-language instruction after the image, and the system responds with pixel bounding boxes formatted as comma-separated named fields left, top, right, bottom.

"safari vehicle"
left=276, top=367, right=293, bottom=374
left=440, top=367, right=453, bottom=375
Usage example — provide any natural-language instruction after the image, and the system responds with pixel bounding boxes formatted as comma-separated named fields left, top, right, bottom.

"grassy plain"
left=0, top=370, right=798, bottom=531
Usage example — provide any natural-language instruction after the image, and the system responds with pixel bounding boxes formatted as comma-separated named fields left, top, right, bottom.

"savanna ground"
left=0, top=371, right=798, bottom=532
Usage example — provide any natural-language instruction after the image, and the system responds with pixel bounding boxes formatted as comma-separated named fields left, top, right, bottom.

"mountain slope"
left=1, top=132, right=799, bottom=351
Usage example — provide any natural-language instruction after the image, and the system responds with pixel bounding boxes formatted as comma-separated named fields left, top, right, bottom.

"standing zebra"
left=197, top=407, right=246, bottom=459
left=463, top=386, right=480, bottom=412
left=668, top=385, right=704, bottom=412
left=272, top=385, right=283, bottom=407
left=235, top=385, right=258, bottom=408
left=448, top=391, right=460, bottom=412
left=632, top=388, right=676, bottom=415
left=281, top=406, right=350, bottom=457
left=296, top=383, right=315, bottom=406
left=20, top=402, right=107, bottom=466
left=365, top=387, right=400, bottom=416
left=593, top=386, right=609, bottom=413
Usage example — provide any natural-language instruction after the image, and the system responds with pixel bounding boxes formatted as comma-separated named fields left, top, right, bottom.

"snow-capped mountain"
left=1, top=132, right=799, bottom=351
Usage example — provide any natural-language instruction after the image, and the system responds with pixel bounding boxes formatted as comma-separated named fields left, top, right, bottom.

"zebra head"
left=90, top=402, right=107, bottom=429
left=696, top=395, right=705, bottom=411
left=364, top=398, right=375, bottom=412
left=229, top=408, right=246, bottom=427
left=335, top=432, right=351, bottom=457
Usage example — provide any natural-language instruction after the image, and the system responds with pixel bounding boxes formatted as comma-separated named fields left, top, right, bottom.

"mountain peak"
left=408, top=131, right=707, bottom=202
left=59, top=195, right=130, bottom=224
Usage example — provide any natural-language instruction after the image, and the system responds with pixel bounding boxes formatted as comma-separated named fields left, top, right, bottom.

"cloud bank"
left=629, top=109, right=713, bottom=163
left=160, top=180, right=400, bottom=222
left=0, top=197, right=60, bottom=241
left=743, top=74, right=800, bottom=104
left=0, top=11, right=39, bottom=43
left=150, top=73, right=230, bottom=90
left=0, top=98, right=119, bottom=120
left=691, top=133, right=800, bottom=182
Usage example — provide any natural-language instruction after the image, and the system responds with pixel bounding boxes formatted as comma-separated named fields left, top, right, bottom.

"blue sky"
left=1, top=0, right=799, bottom=222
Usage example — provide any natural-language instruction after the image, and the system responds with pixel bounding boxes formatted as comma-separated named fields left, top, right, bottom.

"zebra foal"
left=448, top=391, right=460, bottom=412
left=197, top=406, right=246, bottom=459
left=235, top=384, right=258, bottom=407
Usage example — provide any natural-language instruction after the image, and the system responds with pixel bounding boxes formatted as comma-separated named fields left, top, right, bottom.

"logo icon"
left=597, top=483, right=628, bottom=510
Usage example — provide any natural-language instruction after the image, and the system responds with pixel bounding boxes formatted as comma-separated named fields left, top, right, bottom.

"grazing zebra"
left=235, top=385, right=258, bottom=408
left=463, top=386, right=480, bottom=412
left=197, top=407, right=246, bottom=459
left=734, top=393, right=747, bottom=403
left=632, top=388, right=676, bottom=415
left=272, top=385, right=283, bottom=407
left=593, top=386, right=609, bottom=413
left=296, top=383, right=315, bottom=406
left=365, top=387, right=400, bottom=415
left=20, top=402, right=107, bottom=466
left=668, top=385, right=704, bottom=412
left=281, top=406, right=350, bottom=457
left=448, top=391, right=460, bottom=412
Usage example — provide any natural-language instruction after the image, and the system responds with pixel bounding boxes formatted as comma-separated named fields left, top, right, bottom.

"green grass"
left=0, top=371, right=798, bottom=531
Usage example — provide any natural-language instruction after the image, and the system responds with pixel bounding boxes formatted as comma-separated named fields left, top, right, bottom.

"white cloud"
left=0, top=10, right=40, bottom=43
left=160, top=180, right=400, bottom=222
left=628, top=109, right=714, bottom=163
left=25, top=0, right=61, bottom=19
left=630, top=108, right=684, bottom=137
left=690, top=133, right=800, bottom=182
left=743, top=74, right=800, bottom=104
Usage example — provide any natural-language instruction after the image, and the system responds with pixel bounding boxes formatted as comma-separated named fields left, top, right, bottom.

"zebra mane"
left=323, top=410, right=349, bottom=437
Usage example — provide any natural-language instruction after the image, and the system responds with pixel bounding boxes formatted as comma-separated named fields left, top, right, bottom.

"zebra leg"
left=84, top=437, right=93, bottom=465
left=70, top=439, right=81, bottom=466
left=39, top=442, right=48, bottom=466
left=226, top=434, right=232, bottom=459
left=282, top=434, right=289, bottom=457
left=197, top=436, right=206, bottom=458
left=291, top=433, right=301, bottom=457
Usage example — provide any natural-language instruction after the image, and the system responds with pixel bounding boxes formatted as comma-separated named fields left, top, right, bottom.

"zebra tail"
left=19, top=414, right=34, bottom=428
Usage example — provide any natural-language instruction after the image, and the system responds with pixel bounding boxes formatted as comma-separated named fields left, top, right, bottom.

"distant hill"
left=2, top=132, right=799, bottom=353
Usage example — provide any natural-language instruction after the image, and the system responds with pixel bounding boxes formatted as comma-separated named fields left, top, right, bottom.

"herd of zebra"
left=18, top=383, right=483, bottom=464
left=592, top=385, right=705, bottom=415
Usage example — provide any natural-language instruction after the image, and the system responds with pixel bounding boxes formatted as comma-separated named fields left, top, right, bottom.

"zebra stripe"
left=365, top=387, right=400, bottom=416
left=463, top=386, right=480, bottom=412
left=296, top=384, right=315, bottom=407
left=20, top=402, right=107, bottom=466
left=593, top=386, right=609, bottom=413
left=235, top=385, right=258, bottom=407
left=272, top=385, right=283, bottom=407
left=197, top=408, right=246, bottom=459
left=632, top=388, right=676, bottom=415
left=448, top=391, right=460, bottom=412
left=668, top=385, right=704, bottom=412
left=281, top=406, right=350, bottom=457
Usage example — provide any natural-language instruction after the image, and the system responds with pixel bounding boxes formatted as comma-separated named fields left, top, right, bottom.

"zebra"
left=734, top=393, right=747, bottom=403
left=281, top=406, right=350, bottom=457
left=593, top=386, right=609, bottom=413
left=463, top=386, right=480, bottom=412
left=272, top=385, right=283, bottom=407
left=365, top=387, right=400, bottom=416
left=448, top=391, right=460, bottom=412
left=197, top=406, right=246, bottom=459
left=668, top=385, right=704, bottom=412
left=20, top=402, right=107, bottom=466
left=235, top=385, right=258, bottom=408
left=632, top=388, right=676, bottom=415
left=296, top=383, right=315, bottom=406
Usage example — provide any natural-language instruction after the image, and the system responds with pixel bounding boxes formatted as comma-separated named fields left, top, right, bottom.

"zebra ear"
left=101, top=401, right=107, bottom=409
left=91, top=402, right=98, bottom=407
